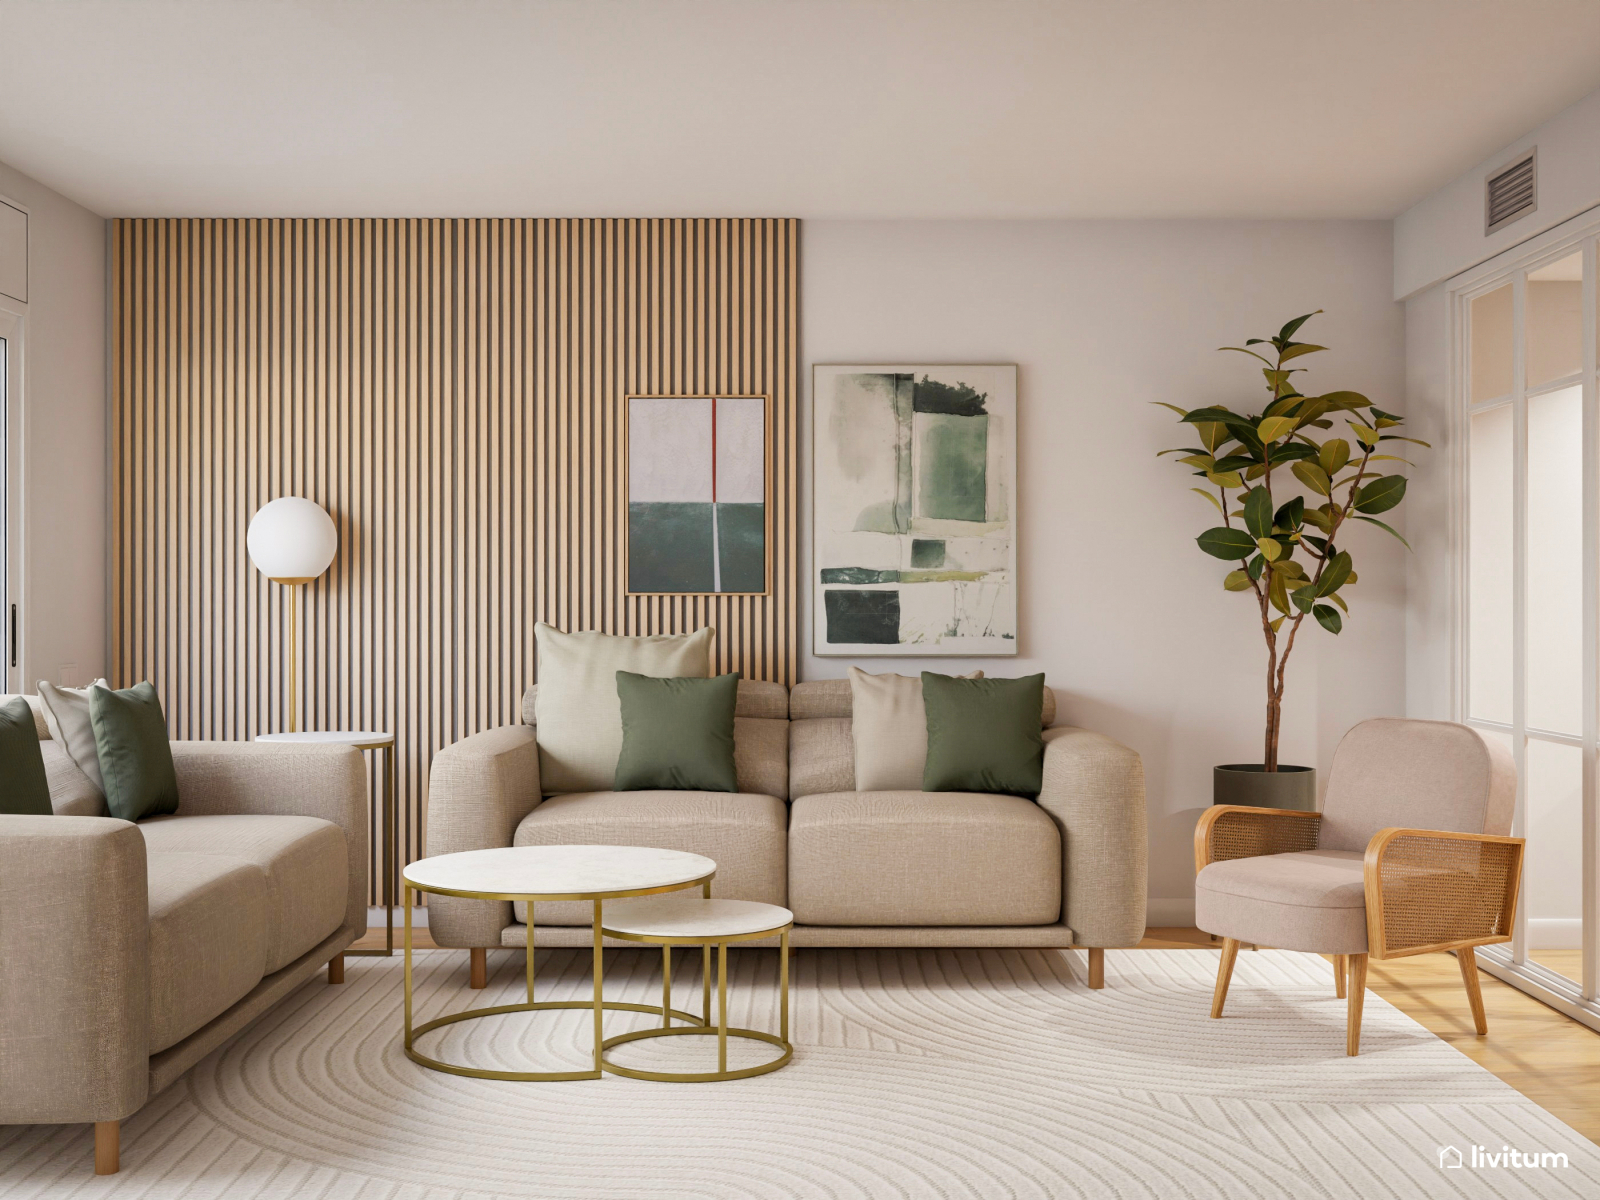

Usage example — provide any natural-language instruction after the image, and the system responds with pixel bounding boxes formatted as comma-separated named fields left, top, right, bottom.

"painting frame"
left=624, top=392, right=773, bottom=597
left=812, top=364, right=1018, bottom=656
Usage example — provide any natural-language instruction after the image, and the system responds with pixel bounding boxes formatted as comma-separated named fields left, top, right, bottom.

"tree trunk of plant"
left=1264, top=685, right=1280, bottom=771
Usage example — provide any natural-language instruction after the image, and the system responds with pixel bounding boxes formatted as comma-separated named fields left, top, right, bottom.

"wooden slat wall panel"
left=111, top=218, right=799, bottom=902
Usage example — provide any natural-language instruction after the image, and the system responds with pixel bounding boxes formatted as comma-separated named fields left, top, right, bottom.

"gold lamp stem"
left=287, top=582, right=299, bottom=733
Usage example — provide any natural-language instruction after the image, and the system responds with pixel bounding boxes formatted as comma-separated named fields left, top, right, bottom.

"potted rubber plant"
left=1159, top=312, right=1426, bottom=809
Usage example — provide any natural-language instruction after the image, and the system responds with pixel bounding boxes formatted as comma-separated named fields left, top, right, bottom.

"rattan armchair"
left=1193, top=719, right=1522, bottom=1056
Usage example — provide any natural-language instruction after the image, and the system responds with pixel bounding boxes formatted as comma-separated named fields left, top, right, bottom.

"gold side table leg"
left=592, top=899, right=605, bottom=1074
left=702, top=944, right=711, bottom=1025
left=780, top=930, right=789, bottom=1043
left=526, top=903, right=536, bottom=1004
left=403, top=884, right=414, bottom=1048
left=662, top=946, right=672, bottom=1028
left=350, top=741, right=398, bottom=956
left=717, top=942, right=729, bottom=1074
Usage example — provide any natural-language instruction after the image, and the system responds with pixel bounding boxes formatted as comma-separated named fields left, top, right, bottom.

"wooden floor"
left=353, top=924, right=1600, bottom=1143
left=1144, top=928, right=1600, bottom=1144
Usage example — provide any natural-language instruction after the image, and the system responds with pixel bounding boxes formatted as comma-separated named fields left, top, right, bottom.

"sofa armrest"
left=1035, top=726, right=1147, bottom=948
left=0, top=815, right=150, bottom=1124
left=424, top=725, right=542, bottom=947
left=1194, top=805, right=1322, bottom=872
left=1364, top=827, right=1524, bottom=960
left=170, top=742, right=368, bottom=935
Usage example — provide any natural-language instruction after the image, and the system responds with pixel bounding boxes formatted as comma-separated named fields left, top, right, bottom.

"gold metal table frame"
left=402, top=873, right=715, bottom=1082
left=598, top=918, right=793, bottom=1083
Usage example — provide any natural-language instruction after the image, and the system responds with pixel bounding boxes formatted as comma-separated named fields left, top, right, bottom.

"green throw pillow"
left=89, top=682, right=180, bottom=821
left=921, top=672, right=1046, bottom=797
left=614, top=671, right=739, bottom=792
left=0, top=697, right=53, bottom=815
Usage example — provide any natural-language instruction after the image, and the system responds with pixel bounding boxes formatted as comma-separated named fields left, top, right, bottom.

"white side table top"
left=256, top=730, right=393, bottom=750
left=603, top=896, right=793, bottom=939
left=402, top=845, right=716, bottom=900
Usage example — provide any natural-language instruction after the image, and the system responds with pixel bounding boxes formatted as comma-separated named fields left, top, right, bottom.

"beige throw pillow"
left=849, top=666, right=981, bottom=792
left=533, top=624, right=715, bottom=793
left=38, top=679, right=110, bottom=794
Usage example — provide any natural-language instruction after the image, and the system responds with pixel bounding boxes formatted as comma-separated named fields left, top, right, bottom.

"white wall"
left=0, top=158, right=106, bottom=690
left=802, top=220, right=1407, bottom=921
left=1401, top=283, right=1453, bottom=724
left=1395, top=85, right=1600, bottom=300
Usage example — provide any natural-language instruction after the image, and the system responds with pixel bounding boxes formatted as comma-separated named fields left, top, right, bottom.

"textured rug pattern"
left=2, top=948, right=1598, bottom=1198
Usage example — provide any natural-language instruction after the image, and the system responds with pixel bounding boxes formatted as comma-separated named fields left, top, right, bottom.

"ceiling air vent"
left=1485, top=150, right=1537, bottom=235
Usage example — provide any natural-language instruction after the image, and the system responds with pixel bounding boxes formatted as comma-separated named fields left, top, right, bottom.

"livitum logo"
left=1438, top=1144, right=1569, bottom=1170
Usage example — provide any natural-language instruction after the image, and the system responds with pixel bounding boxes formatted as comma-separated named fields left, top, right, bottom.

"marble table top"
left=255, top=730, right=393, bottom=749
left=402, top=845, right=716, bottom=899
left=601, top=896, right=794, bottom=939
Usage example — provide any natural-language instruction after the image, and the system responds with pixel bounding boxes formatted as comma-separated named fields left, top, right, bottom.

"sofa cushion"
left=513, top=790, right=787, bottom=924
left=849, top=667, right=982, bottom=792
left=146, top=851, right=268, bottom=1053
left=140, top=814, right=347, bottom=972
left=43, top=740, right=105, bottom=816
left=790, top=717, right=854, bottom=797
left=1194, top=849, right=1369, bottom=954
left=735, top=717, right=789, bottom=800
left=788, top=792, right=1060, bottom=926
left=922, top=673, right=1046, bottom=797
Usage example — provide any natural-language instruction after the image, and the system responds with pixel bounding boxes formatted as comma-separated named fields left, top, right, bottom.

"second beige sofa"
left=426, top=678, right=1147, bottom=985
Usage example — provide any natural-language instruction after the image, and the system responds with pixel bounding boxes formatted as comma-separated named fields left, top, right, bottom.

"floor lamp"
left=247, top=497, right=338, bottom=732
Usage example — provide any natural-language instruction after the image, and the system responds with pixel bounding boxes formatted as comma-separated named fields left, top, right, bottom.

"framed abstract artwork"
left=626, top=394, right=769, bottom=595
left=813, top=364, right=1017, bottom=655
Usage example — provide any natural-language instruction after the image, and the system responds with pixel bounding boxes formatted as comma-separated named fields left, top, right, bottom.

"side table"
left=256, top=730, right=397, bottom=955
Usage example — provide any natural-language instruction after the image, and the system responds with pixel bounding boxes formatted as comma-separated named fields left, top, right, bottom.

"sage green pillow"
left=0, top=697, right=53, bottom=815
left=89, top=682, right=180, bottom=822
left=921, top=672, right=1046, bottom=797
left=614, top=671, right=739, bottom=792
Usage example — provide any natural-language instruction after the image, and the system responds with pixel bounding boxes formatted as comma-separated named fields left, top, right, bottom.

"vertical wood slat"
left=111, top=218, right=800, bottom=903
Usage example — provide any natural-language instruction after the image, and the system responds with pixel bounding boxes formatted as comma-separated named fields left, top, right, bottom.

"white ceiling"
left=3, top=0, right=1600, bottom=220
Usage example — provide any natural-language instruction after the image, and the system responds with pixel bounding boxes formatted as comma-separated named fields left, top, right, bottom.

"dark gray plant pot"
left=1213, top=764, right=1317, bottom=811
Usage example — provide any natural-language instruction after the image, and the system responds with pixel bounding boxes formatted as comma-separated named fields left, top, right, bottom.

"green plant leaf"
left=1317, top=549, right=1352, bottom=595
left=1211, top=454, right=1259, bottom=472
left=1257, top=415, right=1298, bottom=442
left=1268, top=441, right=1318, bottom=463
left=1268, top=570, right=1290, bottom=614
left=1190, top=487, right=1225, bottom=514
left=1320, top=438, right=1350, bottom=474
left=1379, top=434, right=1432, bottom=448
left=1247, top=554, right=1266, bottom=580
left=1220, top=346, right=1276, bottom=366
left=1313, top=604, right=1343, bottom=634
left=1196, top=527, right=1258, bottom=560
left=1223, top=569, right=1253, bottom=592
left=1242, top=487, right=1274, bottom=538
left=1278, top=343, right=1326, bottom=362
left=1271, top=558, right=1307, bottom=580
left=1367, top=454, right=1415, bottom=466
left=1273, top=496, right=1305, bottom=530
left=1317, top=390, right=1370, bottom=411
left=1178, top=453, right=1215, bottom=470
left=1352, top=514, right=1412, bottom=550
left=1269, top=615, right=1285, bottom=633
left=1152, top=402, right=1189, bottom=415
left=1354, top=475, right=1407, bottom=514
left=1291, top=461, right=1332, bottom=495
left=1328, top=592, right=1349, bottom=613
left=1290, top=584, right=1317, bottom=613
left=1206, top=470, right=1244, bottom=489
left=1183, top=405, right=1242, bottom=424
left=1257, top=536, right=1283, bottom=562
left=1196, top=421, right=1230, bottom=452
left=1278, top=312, right=1321, bottom=342
left=1301, top=507, right=1333, bottom=533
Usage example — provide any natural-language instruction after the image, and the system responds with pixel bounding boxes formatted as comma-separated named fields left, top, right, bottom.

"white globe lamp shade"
left=247, top=497, right=338, bottom=583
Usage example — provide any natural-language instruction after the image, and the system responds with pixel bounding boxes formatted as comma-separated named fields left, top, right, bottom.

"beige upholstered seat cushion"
left=531, top=624, right=715, bottom=793
left=788, top=792, right=1061, bottom=926
left=512, top=790, right=787, bottom=924
left=790, top=717, right=854, bottom=798
left=140, top=814, right=347, bottom=973
left=1194, top=849, right=1369, bottom=954
left=146, top=852, right=269, bottom=1053
left=42, top=740, right=105, bottom=816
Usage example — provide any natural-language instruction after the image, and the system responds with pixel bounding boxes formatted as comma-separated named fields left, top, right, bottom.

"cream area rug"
left=2, top=947, right=1598, bottom=1199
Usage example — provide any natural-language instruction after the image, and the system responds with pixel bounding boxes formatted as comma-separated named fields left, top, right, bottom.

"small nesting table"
left=401, top=845, right=716, bottom=1081
left=599, top=896, right=794, bottom=1082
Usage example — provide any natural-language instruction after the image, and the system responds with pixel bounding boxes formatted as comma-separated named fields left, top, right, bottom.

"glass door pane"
left=1468, top=403, right=1514, bottom=724
left=1471, top=283, right=1514, bottom=401
left=1527, top=738, right=1584, bottom=985
left=1526, top=385, right=1583, bottom=735
left=1527, top=252, right=1584, bottom=388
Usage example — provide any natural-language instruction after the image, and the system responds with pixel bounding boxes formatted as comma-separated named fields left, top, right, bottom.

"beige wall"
left=802, top=220, right=1407, bottom=920
left=0, top=158, right=105, bottom=692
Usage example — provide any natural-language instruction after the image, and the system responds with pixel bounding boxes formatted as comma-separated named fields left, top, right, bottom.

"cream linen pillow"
left=38, top=679, right=111, bottom=794
left=533, top=623, right=715, bottom=793
left=849, top=666, right=981, bottom=792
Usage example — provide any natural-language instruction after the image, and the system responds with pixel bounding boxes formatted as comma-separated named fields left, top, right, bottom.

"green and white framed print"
left=626, top=394, right=769, bottom=595
left=813, top=365, right=1017, bottom=655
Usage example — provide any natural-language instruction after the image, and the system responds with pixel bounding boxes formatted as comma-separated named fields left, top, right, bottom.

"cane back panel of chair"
left=1204, top=808, right=1321, bottom=867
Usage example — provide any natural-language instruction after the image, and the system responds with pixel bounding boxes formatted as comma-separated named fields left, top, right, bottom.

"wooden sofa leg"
left=94, top=1120, right=119, bottom=1175
left=1210, top=938, right=1240, bottom=1018
left=470, top=947, right=488, bottom=989
left=327, top=953, right=345, bottom=984
left=1458, top=946, right=1488, bottom=1035
left=1087, top=948, right=1105, bottom=990
left=1333, top=954, right=1347, bottom=999
left=1346, top=953, right=1368, bottom=1056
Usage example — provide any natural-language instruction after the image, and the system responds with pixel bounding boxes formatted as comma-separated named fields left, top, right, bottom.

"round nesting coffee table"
left=598, top=896, right=794, bottom=1082
left=401, top=845, right=716, bottom=1081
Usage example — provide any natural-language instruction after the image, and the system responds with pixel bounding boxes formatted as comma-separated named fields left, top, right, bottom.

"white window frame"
left=1448, top=202, right=1600, bottom=1032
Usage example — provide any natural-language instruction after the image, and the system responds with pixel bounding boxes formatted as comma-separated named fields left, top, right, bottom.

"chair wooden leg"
left=1457, top=946, right=1488, bottom=1035
left=327, top=953, right=345, bottom=984
left=1333, top=954, right=1347, bottom=999
left=1087, top=947, right=1105, bottom=990
left=1211, top=938, right=1240, bottom=1018
left=469, top=947, right=487, bottom=989
left=1346, top=953, right=1368, bottom=1056
left=94, top=1120, right=119, bottom=1175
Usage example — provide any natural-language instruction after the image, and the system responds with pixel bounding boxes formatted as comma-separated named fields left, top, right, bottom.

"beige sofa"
left=427, top=679, right=1147, bottom=987
left=0, top=730, right=367, bottom=1174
